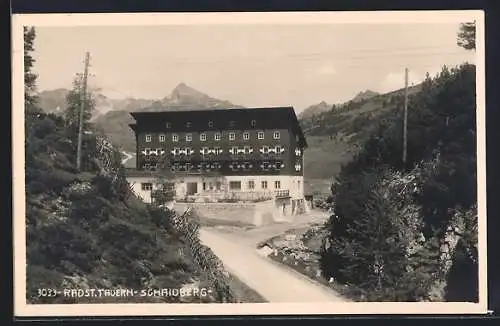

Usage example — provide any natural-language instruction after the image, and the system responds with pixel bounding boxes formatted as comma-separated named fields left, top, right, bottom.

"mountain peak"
left=173, top=82, right=188, bottom=90
left=170, top=82, right=207, bottom=102
left=172, top=82, right=199, bottom=93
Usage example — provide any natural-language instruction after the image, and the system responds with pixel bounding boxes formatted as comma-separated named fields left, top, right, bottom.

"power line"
left=157, top=44, right=467, bottom=62
left=166, top=50, right=472, bottom=65
left=284, top=44, right=467, bottom=56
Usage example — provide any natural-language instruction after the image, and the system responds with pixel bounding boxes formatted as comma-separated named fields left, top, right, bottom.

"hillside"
left=298, top=101, right=332, bottom=120
left=300, top=83, right=422, bottom=191
left=351, top=89, right=379, bottom=102
left=94, top=83, right=244, bottom=151
left=94, top=110, right=137, bottom=152
left=320, top=63, right=478, bottom=302
left=25, top=106, right=262, bottom=303
left=37, top=88, right=69, bottom=115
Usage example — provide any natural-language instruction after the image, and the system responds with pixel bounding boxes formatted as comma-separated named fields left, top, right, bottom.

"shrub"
left=25, top=110, right=208, bottom=303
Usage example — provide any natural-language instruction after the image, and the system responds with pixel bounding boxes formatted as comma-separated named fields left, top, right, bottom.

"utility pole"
left=76, top=52, right=91, bottom=171
left=402, top=67, right=409, bottom=167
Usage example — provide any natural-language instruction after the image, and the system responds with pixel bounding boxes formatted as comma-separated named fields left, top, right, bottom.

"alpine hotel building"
left=127, top=106, right=308, bottom=212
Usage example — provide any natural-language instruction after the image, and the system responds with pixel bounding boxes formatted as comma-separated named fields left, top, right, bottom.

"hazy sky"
left=32, top=23, right=475, bottom=111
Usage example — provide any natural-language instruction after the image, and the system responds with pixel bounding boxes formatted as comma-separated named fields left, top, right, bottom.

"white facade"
left=127, top=174, right=304, bottom=203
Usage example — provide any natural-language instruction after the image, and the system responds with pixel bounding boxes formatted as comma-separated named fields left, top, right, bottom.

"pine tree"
left=151, top=155, right=176, bottom=207
left=24, top=26, right=38, bottom=110
left=24, top=26, right=41, bottom=177
left=331, top=179, right=408, bottom=300
left=457, top=22, right=476, bottom=51
left=63, top=75, right=96, bottom=151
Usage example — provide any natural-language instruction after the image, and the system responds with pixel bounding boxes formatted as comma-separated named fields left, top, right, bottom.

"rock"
left=256, top=245, right=274, bottom=257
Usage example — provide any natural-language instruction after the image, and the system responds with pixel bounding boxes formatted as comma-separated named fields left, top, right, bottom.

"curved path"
left=121, top=151, right=134, bottom=165
left=199, top=212, right=347, bottom=303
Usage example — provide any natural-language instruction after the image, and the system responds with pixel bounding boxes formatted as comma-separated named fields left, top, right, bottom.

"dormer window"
left=295, top=148, right=302, bottom=156
left=145, top=134, right=152, bottom=142
left=273, top=131, right=280, bottom=140
left=251, top=120, right=257, bottom=127
left=229, top=132, right=236, bottom=141
left=166, top=122, right=171, bottom=129
left=186, top=122, right=192, bottom=128
left=172, top=134, right=179, bottom=142
left=200, top=133, right=207, bottom=141
left=295, top=162, right=302, bottom=171
left=243, top=132, right=250, bottom=140
left=208, top=121, right=214, bottom=128
left=186, top=133, right=192, bottom=142
left=215, top=132, right=221, bottom=141
left=159, top=134, right=165, bottom=142
left=258, top=131, right=264, bottom=140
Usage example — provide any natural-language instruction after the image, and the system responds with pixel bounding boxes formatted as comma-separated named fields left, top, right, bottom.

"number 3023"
left=37, top=288, right=59, bottom=297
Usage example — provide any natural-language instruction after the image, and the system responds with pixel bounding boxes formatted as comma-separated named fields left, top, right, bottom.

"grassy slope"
left=25, top=109, right=209, bottom=303
left=301, top=84, right=422, bottom=194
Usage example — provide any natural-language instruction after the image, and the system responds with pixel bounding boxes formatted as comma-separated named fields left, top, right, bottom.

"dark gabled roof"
left=129, top=106, right=308, bottom=148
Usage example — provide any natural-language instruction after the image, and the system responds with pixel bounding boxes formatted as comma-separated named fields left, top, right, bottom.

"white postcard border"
left=12, top=10, right=487, bottom=317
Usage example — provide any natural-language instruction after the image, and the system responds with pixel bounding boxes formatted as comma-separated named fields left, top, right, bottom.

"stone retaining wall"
left=174, top=201, right=285, bottom=226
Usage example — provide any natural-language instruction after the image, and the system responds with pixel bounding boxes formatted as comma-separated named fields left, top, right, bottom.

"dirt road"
left=199, top=211, right=346, bottom=303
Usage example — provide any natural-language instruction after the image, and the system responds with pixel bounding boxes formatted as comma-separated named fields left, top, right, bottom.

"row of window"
left=146, top=131, right=281, bottom=143
left=229, top=180, right=281, bottom=190
left=141, top=161, right=302, bottom=172
left=164, top=120, right=258, bottom=129
left=141, top=146, right=290, bottom=156
left=141, top=179, right=295, bottom=192
left=141, top=182, right=175, bottom=191
left=141, top=145, right=289, bottom=156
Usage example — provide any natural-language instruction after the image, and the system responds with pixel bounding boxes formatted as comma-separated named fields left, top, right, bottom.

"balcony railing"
left=275, top=189, right=290, bottom=198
